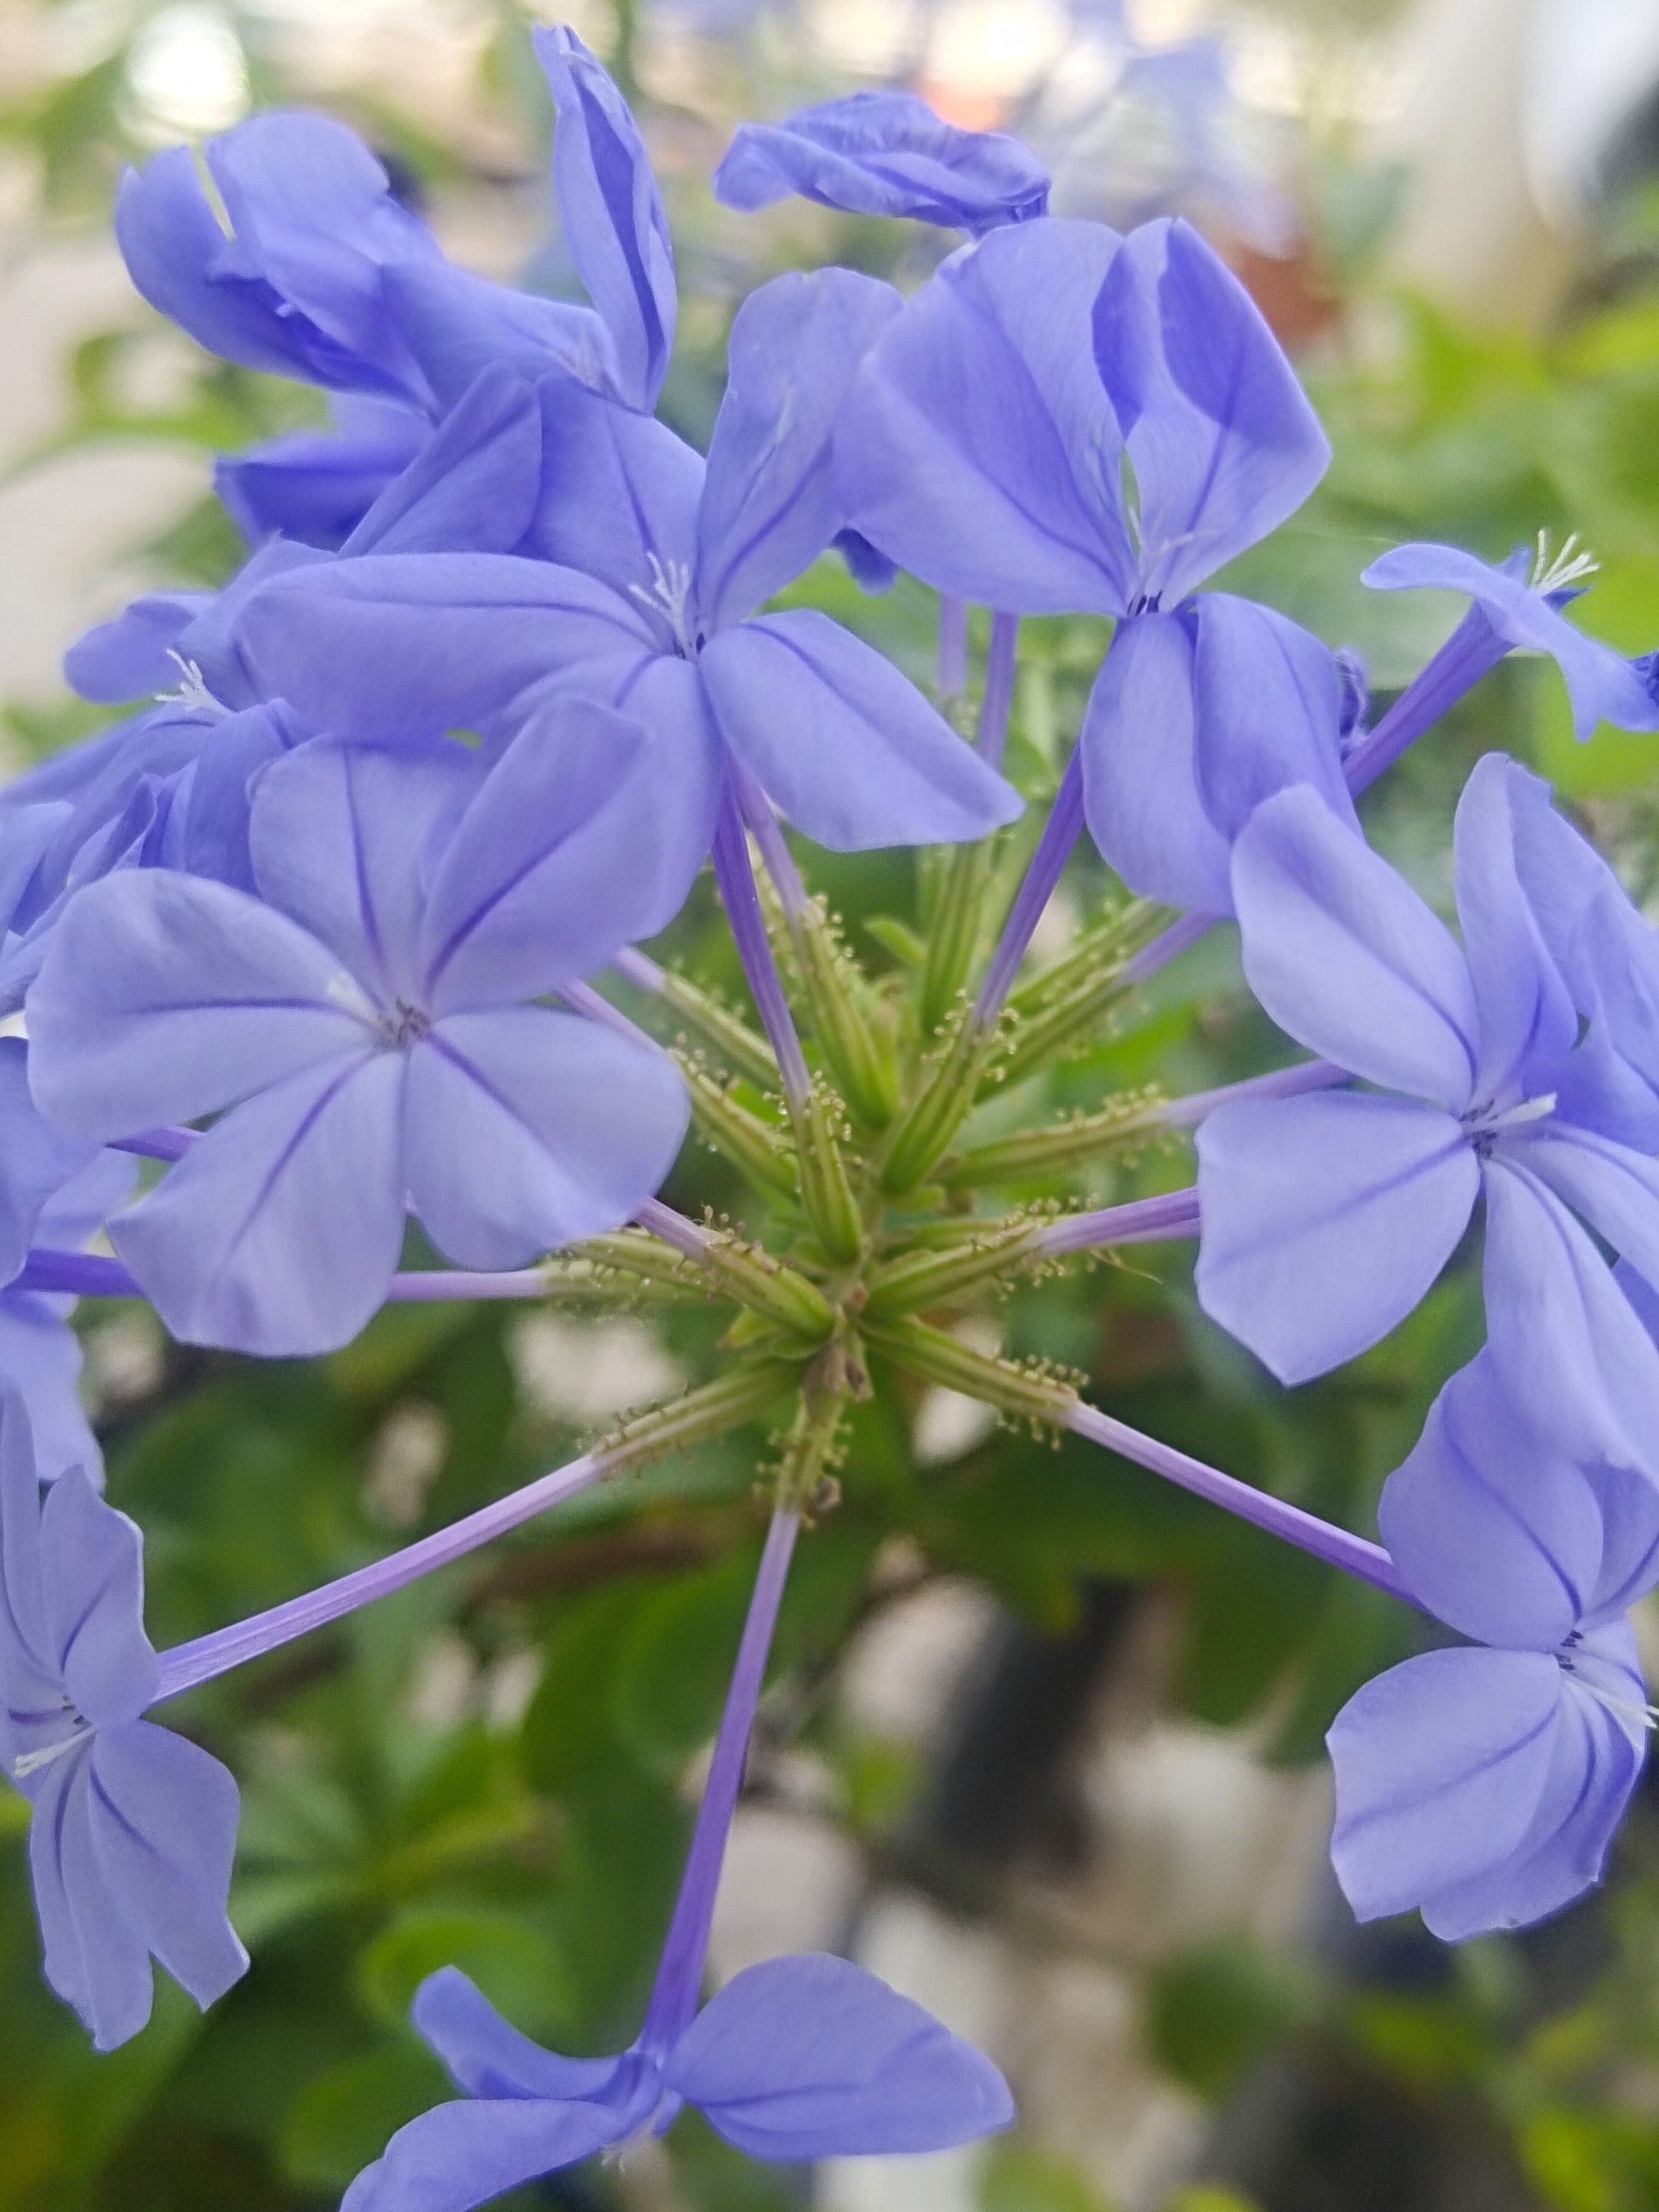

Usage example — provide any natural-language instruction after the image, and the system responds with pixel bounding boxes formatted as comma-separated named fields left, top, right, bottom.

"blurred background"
left=8, top=2, right=1659, bottom=2209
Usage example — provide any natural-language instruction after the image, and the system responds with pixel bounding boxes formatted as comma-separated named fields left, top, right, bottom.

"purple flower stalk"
left=938, top=594, right=969, bottom=704
left=976, top=612, right=1019, bottom=769
left=154, top=1445, right=609, bottom=1703
left=1064, top=1400, right=1409, bottom=1602
left=974, top=745, right=1088, bottom=1028
left=710, top=786, right=813, bottom=1109
left=343, top=1510, right=1014, bottom=2207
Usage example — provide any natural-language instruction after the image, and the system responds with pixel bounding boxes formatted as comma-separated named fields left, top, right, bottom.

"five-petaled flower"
left=344, top=1514, right=1012, bottom=2210
left=1197, top=752, right=1659, bottom=1482
left=1330, top=1348, right=1657, bottom=1938
left=0, top=1383, right=247, bottom=2049
left=26, top=705, right=689, bottom=1356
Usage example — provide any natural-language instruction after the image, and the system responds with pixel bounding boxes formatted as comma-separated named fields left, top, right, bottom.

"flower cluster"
left=5, top=29, right=1659, bottom=2204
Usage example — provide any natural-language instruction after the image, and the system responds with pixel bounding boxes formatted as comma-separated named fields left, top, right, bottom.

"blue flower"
left=1330, top=1349, right=1656, bottom=1939
left=0, top=1382, right=247, bottom=2048
left=214, top=397, right=435, bottom=553
left=834, top=214, right=1346, bottom=914
left=1196, top=751, right=1659, bottom=1482
left=25, top=709, right=689, bottom=1356
left=115, top=111, right=440, bottom=406
left=0, top=364, right=547, bottom=1015
left=713, top=91, right=1050, bottom=236
left=119, top=34, right=672, bottom=545
left=1364, top=538, right=1659, bottom=743
left=229, top=268, right=1022, bottom=885
left=345, top=1513, right=1011, bottom=2210
left=0, top=1028, right=138, bottom=1481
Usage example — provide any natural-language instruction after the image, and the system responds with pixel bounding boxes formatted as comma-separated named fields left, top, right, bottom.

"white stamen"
left=1531, top=530, right=1600, bottom=597
left=154, top=649, right=230, bottom=719
left=1466, top=1091, right=1557, bottom=1139
left=628, top=552, right=695, bottom=654
left=1576, top=1681, right=1659, bottom=1731
left=14, top=1727, right=89, bottom=1778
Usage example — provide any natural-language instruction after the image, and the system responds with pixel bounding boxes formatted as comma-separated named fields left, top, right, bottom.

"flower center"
left=628, top=552, right=699, bottom=657
left=1530, top=529, right=1600, bottom=598
left=378, top=998, right=431, bottom=1051
left=1557, top=1633, right=1659, bottom=1729
left=154, top=649, right=230, bottom=720
left=12, top=1700, right=91, bottom=1779
left=1462, top=1091, right=1556, bottom=1154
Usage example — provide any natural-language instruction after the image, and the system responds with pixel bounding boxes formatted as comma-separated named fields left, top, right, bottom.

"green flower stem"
left=862, top=1313, right=1077, bottom=1429
left=677, top=1055, right=800, bottom=1203
left=773, top=1379, right=851, bottom=1512
left=151, top=1360, right=800, bottom=1703
left=982, top=899, right=1174, bottom=1093
left=1003, top=899, right=1170, bottom=1022
left=783, top=898, right=900, bottom=1133
left=876, top=1016, right=998, bottom=1198
left=919, top=839, right=998, bottom=1038
left=861, top=1217, right=1045, bottom=1320
left=738, top=771, right=898, bottom=1132
left=611, top=946, right=779, bottom=1093
left=594, top=1205, right=836, bottom=1343
left=866, top=1324, right=1409, bottom=1601
left=793, top=1081, right=868, bottom=1266
left=940, top=1089, right=1168, bottom=1188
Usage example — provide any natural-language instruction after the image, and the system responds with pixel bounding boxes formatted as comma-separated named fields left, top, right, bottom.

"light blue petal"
left=713, top=92, right=1048, bottom=234
left=1196, top=1091, right=1479, bottom=1382
left=1230, top=786, right=1479, bottom=1111
left=697, top=268, right=902, bottom=633
left=1452, top=753, right=1579, bottom=1102
left=27, top=869, right=377, bottom=1141
left=1327, top=1647, right=1561, bottom=1923
left=1190, top=594, right=1355, bottom=845
left=86, top=1722, right=247, bottom=2012
left=343, top=2097, right=635, bottom=2212
left=527, top=383, right=704, bottom=612
left=420, top=703, right=673, bottom=1007
left=535, top=26, right=675, bottom=411
left=1377, top=1349, right=1605, bottom=1650
left=1093, top=219, right=1328, bottom=604
left=1363, top=543, right=1659, bottom=740
left=1078, top=610, right=1232, bottom=914
left=834, top=218, right=1134, bottom=614
left=249, top=735, right=474, bottom=1005
left=1482, top=1158, right=1659, bottom=1485
left=235, top=554, right=653, bottom=746
left=0, top=1039, right=97, bottom=1284
left=668, top=1954, right=1013, bottom=2161
left=1422, top=1651, right=1644, bottom=1939
left=38, top=1468, right=156, bottom=1727
left=700, top=612, right=1022, bottom=849
left=404, top=1012, right=687, bottom=1269
left=412, top=1968, right=623, bottom=2102
left=112, top=1051, right=405, bottom=1356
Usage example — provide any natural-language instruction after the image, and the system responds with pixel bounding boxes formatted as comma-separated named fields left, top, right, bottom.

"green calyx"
left=562, top=809, right=1200, bottom=1505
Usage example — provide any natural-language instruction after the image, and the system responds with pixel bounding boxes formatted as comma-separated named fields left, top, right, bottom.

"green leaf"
left=555, top=1772, right=690, bottom=2047
left=278, top=2041, right=452, bottom=2193
left=1144, top=1939, right=1315, bottom=2101
left=1163, top=2191, right=1268, bottom=2212
left=668, top=2108, right=799, bottom=2210
left=611, top=1549, right=757, bottom=1772
left=356, top=1906, right=573, bottom=2039
left=979, top=2141, right=1115, bottom=2212
left=520, top=1578, right=661, bottom=1792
